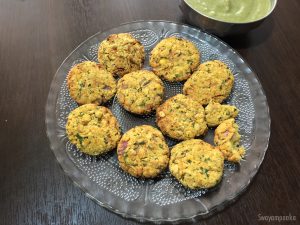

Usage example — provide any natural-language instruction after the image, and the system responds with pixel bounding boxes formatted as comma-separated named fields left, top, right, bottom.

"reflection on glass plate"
left=46, top=21, right=270, bottom=223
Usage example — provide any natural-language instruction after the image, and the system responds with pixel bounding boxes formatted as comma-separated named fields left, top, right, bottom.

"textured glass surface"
left=46, top=21, right=270, bottom=223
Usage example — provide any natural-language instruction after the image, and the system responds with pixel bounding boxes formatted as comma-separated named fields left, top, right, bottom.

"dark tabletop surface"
left=1, top=0, right=300, bottom=224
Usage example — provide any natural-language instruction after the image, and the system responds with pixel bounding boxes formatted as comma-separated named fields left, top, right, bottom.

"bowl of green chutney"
left=179, top=0, right=277, bottom=36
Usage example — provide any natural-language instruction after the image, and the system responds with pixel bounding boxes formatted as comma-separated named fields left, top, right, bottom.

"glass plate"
left=45, top=21, right=270, bottom=223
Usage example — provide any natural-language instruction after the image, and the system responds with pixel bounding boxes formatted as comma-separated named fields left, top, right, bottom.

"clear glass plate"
left=45, top=21, right=270, bottom=223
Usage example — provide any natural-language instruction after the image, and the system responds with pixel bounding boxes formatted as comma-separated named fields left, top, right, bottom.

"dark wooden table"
left=1, top=0, right=299, bottom=224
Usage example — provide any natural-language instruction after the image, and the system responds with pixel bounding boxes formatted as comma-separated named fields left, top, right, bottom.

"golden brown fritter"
left=66, top=104, right=121, bottom=156
left=150, top=36, right=200, bottom=82
left=156, top=94, right=207, bottom=140
left=98, top=33, right=145, bottom=77
left=205, top=100, right=239, bottom=127
left=67, top=61, right=116, bottom=105
left=214, top=118, right=245, bottom=163
left=169, top=139, right=224, bottom=189
left=117, top=125, right=169, bottom=178
left=117, top=70, right=164, bottom=114
left=183, top=60, right=234, bottom=105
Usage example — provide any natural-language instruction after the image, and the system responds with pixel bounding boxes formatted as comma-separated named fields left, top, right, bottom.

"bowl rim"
left=182, top=0, right=278, bottom=25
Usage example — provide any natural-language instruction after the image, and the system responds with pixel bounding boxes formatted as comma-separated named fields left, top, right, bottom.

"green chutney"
left=185, top=0, right=271, bottom=23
